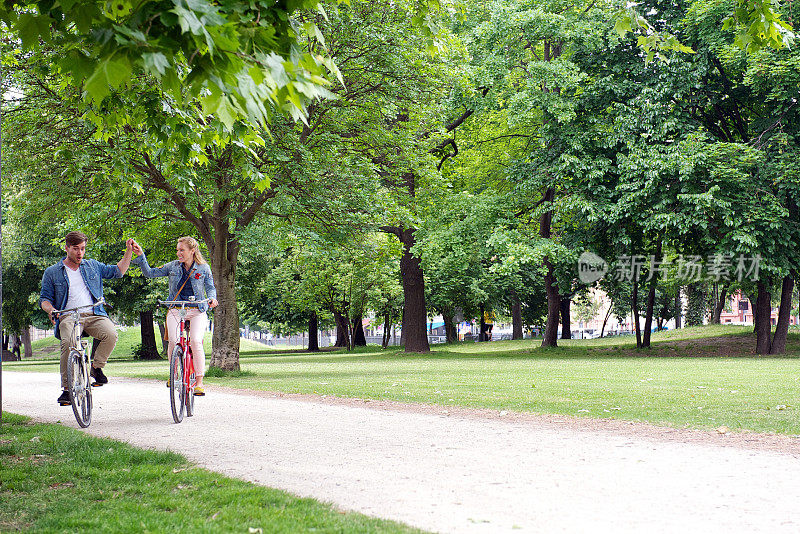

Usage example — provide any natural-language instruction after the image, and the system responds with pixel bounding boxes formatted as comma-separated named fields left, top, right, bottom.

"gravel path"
left=3, top=370, right=800, bottom=533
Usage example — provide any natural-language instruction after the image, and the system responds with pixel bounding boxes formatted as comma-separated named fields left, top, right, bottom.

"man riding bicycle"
left=40, top=231, right=136, bottom=406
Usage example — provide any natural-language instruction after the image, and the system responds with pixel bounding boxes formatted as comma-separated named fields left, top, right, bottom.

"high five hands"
left=126, top=239, right=143, bottom=256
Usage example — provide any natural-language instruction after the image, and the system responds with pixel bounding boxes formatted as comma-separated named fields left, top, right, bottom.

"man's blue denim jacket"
left=39, top=259, right=122, bottom=339
left=132, top=254, right=217, bottom=312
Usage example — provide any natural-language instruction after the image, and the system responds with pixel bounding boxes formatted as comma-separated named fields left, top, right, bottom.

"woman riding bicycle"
left=132, top=236, right=218, bottom=395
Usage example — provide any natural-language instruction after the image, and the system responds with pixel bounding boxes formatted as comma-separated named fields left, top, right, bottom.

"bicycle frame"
left=175, top=307, right=196, bottom=402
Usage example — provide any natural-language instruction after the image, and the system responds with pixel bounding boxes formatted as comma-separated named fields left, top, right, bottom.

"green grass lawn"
left=7, top=325, right=800, bottom=435
left=0, top=413, right=425, bottom=533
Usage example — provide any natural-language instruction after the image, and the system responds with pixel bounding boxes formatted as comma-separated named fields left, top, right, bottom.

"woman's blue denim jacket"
left=132, top=254, right=217, bottom=312
left=39, top=259, right=121, bottom=339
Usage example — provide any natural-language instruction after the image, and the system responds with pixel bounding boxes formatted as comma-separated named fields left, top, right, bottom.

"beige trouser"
left=59, top=314, right=118, bottom=388
left=166, top=309, right=208, bottom=377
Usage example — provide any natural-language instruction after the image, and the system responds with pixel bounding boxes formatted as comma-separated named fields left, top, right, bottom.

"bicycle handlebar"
left=54, top=299, right=106, bottom=316
left=158, top=298, right=211, bottom=308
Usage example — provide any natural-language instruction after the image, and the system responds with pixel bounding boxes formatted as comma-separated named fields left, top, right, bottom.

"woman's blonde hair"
left=177, top=236, right=207, bottom=265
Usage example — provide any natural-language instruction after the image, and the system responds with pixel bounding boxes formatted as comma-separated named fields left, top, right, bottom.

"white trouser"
left=166, top=309, right=208, bottom=376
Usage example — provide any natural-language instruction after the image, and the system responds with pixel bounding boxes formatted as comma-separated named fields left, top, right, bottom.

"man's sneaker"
left=194, top=386, right=205, bottom=396
left=90, top=366, right=108, bottom=385
left=58, top=390, right=71, bottom=406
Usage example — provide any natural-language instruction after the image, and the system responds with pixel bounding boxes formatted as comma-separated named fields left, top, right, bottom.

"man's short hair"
left=65, top=231, right=88, bottom=248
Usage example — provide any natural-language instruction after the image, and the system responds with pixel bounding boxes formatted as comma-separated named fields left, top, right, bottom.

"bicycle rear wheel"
left=67, top=349, right=92, bottom=428
left=169, top=346, right=185, bottom=423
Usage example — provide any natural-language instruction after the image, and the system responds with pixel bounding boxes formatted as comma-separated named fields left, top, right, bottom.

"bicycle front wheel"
left=169, top=346, right=185, bottom=423
left=67, top=349, right=92, bottom=428
left=185, top=355, right=195, bottom=418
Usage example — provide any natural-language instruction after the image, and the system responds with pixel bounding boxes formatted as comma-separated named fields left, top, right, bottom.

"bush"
left=131, top=343, right=146, bottom=361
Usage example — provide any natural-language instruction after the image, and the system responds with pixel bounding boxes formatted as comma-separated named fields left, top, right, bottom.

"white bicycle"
left=53, top=299, right=104, bottom=428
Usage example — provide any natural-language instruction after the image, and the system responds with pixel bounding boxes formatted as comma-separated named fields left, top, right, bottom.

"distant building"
left=718, top=292, right=798, bottom=326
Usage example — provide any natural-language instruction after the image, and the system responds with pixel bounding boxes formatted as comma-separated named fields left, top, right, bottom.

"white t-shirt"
left=64, top=265, right=94, bottom=311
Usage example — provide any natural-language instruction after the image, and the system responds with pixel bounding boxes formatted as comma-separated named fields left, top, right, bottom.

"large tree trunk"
left=21, top=326, right=33, bottom=359
left=209, top=242, right=241, bottom=371
left=334, top=312, right=349, bottom=348
left=540, top=187, right=559, bottom=348
left=379, top=167, right=429, bottom=353
left=399, top=228, right=430, bottom=353
left=560, top=298, right=571, bottom=340
left=308, top=312, right=319, bottom=352
left=511, top=295, right=523, bottom=340
left=352, top=317, right=367, bottom=346
left=442, top=311, right=458, bottom=344
left=711, top=283, right=729, bottom=324
left=755, top=281, right=772, bottom=355
left=674, top=290, right=682, bottom=329
left=769, top=275, right=794, bottom=355
left=642, top=240, right=662, bottom=348
left=542, top=265, right=560, bottom=347
left=138, top=311, right=161, bottom=360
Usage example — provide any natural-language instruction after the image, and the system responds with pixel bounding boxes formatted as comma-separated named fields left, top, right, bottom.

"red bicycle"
left=158, top=298, right=209, bottom=423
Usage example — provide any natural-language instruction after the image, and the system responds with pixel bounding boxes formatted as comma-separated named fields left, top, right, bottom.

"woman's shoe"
left=194, top=386, right=205, bottom=396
